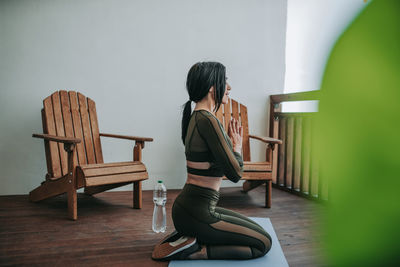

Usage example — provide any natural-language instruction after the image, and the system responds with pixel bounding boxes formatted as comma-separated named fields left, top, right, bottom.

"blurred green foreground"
left=317, top=0, right=400, bottom=266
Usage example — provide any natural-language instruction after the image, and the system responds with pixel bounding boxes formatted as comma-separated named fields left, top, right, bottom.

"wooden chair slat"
left=223, top=98, right=231, bottom=131
left=243, top=162, right=272, bottom=172
left=80, top=161, right=142, bottom=170
left=82, top=164, right=146, bottom=177
left=77, top=93, right=96, bottom=164
left=278, top=117, right=287, bottom=186
left=51, top=92, right=68, bottom=176
left=41, top=109, right=53, bottom=178
left=286, top=117, right=294, bottom=189
left=244, top=161, right=272, bottom=165
left=215, top=106, right=224, bottom=126
left=87, top=98, right=103, bottom=163
left=69, top=92, right=87, bottom=165
left=240, top=104, right=250, bottom=161
left=241, top=172, right=272, bottom=180
left=231, top=99, right=239, bottom=121
left=43, top=96, right=62, bottom=178
left=85, top=172, right=148, bottom=187
left=293, top=117, right=302, bottom=191
left=60, top=91, right=78, bottom=168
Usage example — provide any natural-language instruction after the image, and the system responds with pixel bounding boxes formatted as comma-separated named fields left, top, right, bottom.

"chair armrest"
left=99, top=133, right=153, bottom=142
left=32, top=134, right=81, bottom=144
left=249, top=134, right=282, bottom=145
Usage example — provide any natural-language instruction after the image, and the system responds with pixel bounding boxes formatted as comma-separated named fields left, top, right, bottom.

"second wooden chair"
left=216, top=98, right=282, bottom=208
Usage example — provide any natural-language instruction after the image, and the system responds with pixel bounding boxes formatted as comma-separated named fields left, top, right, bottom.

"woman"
left=152, top=62, right=272, bottom=261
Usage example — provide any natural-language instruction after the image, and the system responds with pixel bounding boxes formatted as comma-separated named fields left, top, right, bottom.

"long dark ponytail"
left=181, top=62, right=226, bottom=144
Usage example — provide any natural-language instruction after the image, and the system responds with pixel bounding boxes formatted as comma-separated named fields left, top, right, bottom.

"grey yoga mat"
left=168, top=217, right=288, bottom=267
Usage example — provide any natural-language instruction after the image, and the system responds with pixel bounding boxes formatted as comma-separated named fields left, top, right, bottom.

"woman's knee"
left=251, top=243, right=271, bottom=258
left=263, top=232, right=272, bottom=254
left=253, top=233, right=272, bottom=258
left=251, top=247, right=265, bottom=258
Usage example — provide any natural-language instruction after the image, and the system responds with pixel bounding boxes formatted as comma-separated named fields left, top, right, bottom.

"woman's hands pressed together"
left=228, top=118, right=243, bottom=154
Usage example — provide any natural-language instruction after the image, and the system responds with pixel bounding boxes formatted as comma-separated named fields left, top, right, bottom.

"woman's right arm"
left=196, top=112, right=243, bottom=183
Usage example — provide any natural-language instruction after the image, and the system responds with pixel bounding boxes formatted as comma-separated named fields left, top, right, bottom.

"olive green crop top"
left=184, top=110, right=244, bottom=183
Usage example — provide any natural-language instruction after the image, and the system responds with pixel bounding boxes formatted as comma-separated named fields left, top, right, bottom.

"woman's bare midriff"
left=186, top=173, right=222, bottom=192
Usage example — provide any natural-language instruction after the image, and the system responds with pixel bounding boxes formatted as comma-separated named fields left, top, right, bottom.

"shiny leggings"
left=172, top=183, right=272, bottom=260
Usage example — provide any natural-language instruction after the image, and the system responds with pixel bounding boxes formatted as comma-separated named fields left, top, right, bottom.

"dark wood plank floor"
left=0, top=185, right=325, bottom=266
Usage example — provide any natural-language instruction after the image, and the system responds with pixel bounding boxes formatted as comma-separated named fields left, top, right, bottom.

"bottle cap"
left=158, top=180, right=163, bottom=183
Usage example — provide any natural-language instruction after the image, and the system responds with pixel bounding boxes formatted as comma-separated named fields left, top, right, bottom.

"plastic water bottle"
left=152, top=180, right=167, bottom=233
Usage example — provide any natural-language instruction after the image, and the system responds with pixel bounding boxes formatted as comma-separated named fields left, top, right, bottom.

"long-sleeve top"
left=185, top=110, right=243, bottom=183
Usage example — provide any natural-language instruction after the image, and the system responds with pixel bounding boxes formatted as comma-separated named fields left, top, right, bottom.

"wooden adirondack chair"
left=216, top=98, right=282, bottom=208
left=30, top=91, right=153, bottom=220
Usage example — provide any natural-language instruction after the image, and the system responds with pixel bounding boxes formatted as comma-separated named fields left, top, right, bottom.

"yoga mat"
left=169, top=217, right=288, bottom=267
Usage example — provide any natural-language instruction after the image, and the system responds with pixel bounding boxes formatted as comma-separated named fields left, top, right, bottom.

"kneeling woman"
left=152, top=62, right=272, bottom=261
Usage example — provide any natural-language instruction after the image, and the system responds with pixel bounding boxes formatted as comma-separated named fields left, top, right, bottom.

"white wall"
left=0, top=0, right=287, bottom=195
left=283, top=0, right=367, bottom=112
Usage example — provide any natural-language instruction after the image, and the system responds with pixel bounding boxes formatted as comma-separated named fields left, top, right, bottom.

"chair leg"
left=266, top=180, right=272, bottom=208
left=133, top=181, right=142, bottom=209
left=67, top=188, right=77, bottom=220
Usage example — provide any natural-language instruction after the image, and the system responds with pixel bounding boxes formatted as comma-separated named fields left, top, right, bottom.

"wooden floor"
left=0, top=185, right=325, bottom=266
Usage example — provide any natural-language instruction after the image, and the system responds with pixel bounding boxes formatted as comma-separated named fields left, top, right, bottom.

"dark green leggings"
left=172, top=183, right=272, bottom=260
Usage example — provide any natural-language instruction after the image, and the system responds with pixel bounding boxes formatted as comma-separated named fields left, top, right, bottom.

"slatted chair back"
left=42, top=91, right=103, bottom=178
left=215, top=98, right=250, bottom=161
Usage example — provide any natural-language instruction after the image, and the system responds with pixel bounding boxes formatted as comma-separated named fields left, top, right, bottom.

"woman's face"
left=222, top=81, right=231, bottom=105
